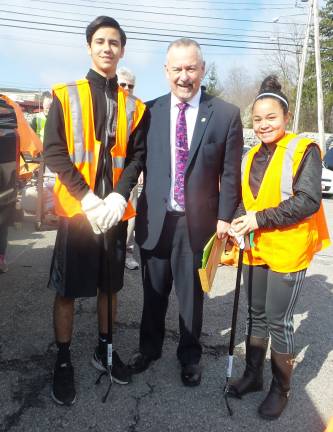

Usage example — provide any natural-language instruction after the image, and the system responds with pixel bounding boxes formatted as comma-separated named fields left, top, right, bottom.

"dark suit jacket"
left=136, top=91, right=244, bottom=253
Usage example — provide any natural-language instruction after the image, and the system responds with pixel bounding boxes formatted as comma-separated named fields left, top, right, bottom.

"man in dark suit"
left=129, top=38, right=244, bottom=386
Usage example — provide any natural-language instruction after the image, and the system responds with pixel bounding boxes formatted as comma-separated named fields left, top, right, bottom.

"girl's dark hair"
left=254, top=75, right=289, bottom=114
left=86, top=16, right=126, bottom=47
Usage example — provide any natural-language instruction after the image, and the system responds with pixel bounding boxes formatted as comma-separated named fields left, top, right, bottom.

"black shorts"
left=48, top=215, right=128, bottom=298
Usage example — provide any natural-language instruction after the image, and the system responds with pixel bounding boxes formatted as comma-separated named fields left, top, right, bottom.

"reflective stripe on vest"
left=241, top=136, right=307, bottom=200
left=242, top=134, right=331, bottom=272
left=67, top=84, right=136, bottom=168
left=280, top=136, right=304, bottom=200
left=52, top=79, right=146, bottom=219
left=113, top=156, right=125, bottom=169
left=125, top=96, right=136, bottom=142
left=67, top=83, right=94, bottom=164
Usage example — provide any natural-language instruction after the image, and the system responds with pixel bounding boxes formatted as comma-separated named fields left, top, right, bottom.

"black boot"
left=228, top=337, right=268, bottom=399
left=258, top=350, right=294, bottom=420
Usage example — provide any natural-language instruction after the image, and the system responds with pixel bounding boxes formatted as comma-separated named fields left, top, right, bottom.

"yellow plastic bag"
left=220, top=240, right=240, bottom=267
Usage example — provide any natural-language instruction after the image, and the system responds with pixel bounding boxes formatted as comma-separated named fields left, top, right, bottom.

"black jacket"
left=237, top=142, right=322, bottom=228
left=136, top=91, right=244, bottom=252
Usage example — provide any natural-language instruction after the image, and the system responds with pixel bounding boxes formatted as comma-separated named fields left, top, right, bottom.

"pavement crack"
left=127, top=382, right=155, bottom=432
left=0, top=345, right=54, bottom=432
left=0, top=371, right=51, bottom=432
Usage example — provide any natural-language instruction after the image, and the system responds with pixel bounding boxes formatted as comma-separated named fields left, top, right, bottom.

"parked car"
left=242, top=144, right=252, bottom=157
left=323, top=147, right=333, bottom=170
left=325, top=135, right=333, bottom=152
left=322, top=147, right=333, bottom=196
left=322, top=165, right=333, bottom=196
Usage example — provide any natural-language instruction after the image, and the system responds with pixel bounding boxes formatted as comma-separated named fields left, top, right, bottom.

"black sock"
left=56, top=341, right=71, bottom=365
left=98, top=332, right=107, bottom=354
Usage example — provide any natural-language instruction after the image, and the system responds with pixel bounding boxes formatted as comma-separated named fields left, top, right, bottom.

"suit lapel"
left=186, top=93, right=213, bottom=169
left=156, top=94, right=171, bottom=173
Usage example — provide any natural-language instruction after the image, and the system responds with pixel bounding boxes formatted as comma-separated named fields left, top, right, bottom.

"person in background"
left=228, top=75, right=330, bottom=420
left=30, top=91, right=55, bottom=222
left=0, top=96, right=18, bottom=273
left=117, top=66, right=141, bottom=270
left=129, top=38, right=243, bottom=387
left=44, top=16, right=147, bottom=406
left=31, top=91, right=52, bottom=141
left=0, top=94, right=43, bottom=273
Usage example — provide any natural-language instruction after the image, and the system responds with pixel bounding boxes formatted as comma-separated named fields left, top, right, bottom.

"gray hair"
left=166, top=38, right=204, bottom=63
left=117, top=66, right=136, bottom=84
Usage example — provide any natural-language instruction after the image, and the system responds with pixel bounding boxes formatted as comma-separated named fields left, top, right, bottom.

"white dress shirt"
left=168, top=88, right=201, bottom=212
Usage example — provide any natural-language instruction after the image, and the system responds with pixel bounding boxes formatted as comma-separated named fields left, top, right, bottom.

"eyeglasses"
left=119, top=82, right=134, bottom=90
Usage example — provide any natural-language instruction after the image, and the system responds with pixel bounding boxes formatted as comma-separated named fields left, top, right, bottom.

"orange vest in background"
left=0, top=94, right=42, bottom=179
left=52, top=79, right=146, bottom=220
left=0, top=94, right=42, bottom=158
left=242, top=134, right=330, bottom=273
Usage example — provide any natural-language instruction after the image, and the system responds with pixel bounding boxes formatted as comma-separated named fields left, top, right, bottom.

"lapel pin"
left=201, top=117, right=206, bottom=122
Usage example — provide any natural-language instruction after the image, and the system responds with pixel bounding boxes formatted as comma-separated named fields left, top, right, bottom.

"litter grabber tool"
left=95, top=233, right=113, bottom=402
left=223, top=236, right=245, bottom=416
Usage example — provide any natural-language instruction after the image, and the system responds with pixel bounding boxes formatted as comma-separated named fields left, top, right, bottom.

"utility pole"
left=293, top=0, right=313, bottom=134
left=313, top=0, right=325, bottom=153
left=292, top=0, right=325, bottom=153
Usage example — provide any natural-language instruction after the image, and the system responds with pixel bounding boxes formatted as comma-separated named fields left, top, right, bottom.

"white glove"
left=103, top=192, right=127, bottom=229
left=228, top=227, right=245, bottom=249
left=81, top=190, right=106, bottom=235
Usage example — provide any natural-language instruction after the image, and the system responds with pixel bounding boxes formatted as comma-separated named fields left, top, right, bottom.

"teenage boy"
left=44, top=16, right=146, bottom=406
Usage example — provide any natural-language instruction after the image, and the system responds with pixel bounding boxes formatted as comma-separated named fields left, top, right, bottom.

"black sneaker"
left=91, top=347, right=132, bottom=385
left=51, top=361, right=76, bottom=406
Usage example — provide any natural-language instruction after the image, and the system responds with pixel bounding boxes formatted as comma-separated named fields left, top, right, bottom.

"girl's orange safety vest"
left=242, top=133, right=330, bottom=273
left=52, top=79, right=146, bottom=220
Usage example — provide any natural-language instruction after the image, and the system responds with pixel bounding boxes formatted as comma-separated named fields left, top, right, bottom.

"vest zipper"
left=102, top=83, right=113, bottom=199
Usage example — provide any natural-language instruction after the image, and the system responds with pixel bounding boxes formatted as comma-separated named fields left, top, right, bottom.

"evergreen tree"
left=203, top=63, right=223, bottom=97
left=301, top=0, right=333, bottom=132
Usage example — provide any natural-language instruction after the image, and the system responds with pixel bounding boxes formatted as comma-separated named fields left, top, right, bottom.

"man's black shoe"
left=51, top=361, right=76, bottom=406
left=128, top=352, right=157, bottom=374
left=181, top=364, right=201, bottom=387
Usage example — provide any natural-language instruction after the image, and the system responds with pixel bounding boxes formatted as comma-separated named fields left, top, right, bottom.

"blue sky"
left=0, top=0, right=325, bottom=101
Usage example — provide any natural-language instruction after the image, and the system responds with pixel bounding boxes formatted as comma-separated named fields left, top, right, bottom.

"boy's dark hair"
left=86, top=16, right=126, bottom=47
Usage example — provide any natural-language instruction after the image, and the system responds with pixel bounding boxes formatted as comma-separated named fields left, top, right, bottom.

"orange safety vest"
left=325, top=418, right=333, bottom=432
left=52, top=79, right=146, bottom=219
left=0, top=94, right=42, bottom=179
left=242, top=133, right=330, bottom=273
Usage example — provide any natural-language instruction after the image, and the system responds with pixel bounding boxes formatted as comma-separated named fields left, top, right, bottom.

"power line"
left=0, top=22, right=301, bottom=54
left=0, top=16, right=304, bottom=48
left=1, top=3, right=304, bottom=36
left=42, top=0, right=298, bottom=5
left=0, top=9, right=303, bottom=41
left=0, top=33, right=293, bottom=57
left=28, top=0, right=307, bottom=25
left=47, top=0, right=301, bottom=12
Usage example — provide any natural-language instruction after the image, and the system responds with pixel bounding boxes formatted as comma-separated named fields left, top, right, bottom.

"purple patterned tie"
left=174, top=102, right=189, bottom=208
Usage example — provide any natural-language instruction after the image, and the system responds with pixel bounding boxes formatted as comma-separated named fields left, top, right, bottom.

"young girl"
left=228, top=75, right=330, bottom=420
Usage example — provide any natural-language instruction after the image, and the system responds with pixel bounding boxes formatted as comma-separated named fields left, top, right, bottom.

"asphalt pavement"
left=1, top=197, right=332, bottom=432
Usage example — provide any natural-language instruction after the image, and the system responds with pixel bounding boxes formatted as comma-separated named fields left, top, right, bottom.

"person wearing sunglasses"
left=118, top=67, right=135, bottom=95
